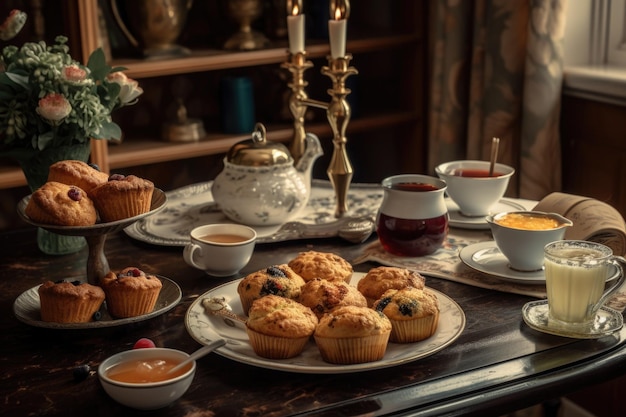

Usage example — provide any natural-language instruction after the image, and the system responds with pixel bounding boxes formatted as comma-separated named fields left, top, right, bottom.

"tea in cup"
left=376, top=174, right=448, bottom=257
left=183, top=224, right=256, bottom=277
left=544, top=240, right=626, bottom=325
left=435, top=160, right=515, bottom=216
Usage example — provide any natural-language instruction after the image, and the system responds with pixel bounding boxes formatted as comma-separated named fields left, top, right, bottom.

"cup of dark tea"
left=435, top=160, right=515, bottom=216
left=376, top=174, right=449, bottom=257
left=183, top=223, right=256, bottom=276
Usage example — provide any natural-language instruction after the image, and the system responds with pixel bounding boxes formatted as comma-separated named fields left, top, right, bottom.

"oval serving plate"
left=185, top=272, right=466, bottom=374
left=13, top=275, right=181, bottom=329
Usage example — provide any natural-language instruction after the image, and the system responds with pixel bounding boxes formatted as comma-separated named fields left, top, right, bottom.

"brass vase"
left=223, top=0, right=270, bottom=50
left=110, top=0, right=193, bottom=57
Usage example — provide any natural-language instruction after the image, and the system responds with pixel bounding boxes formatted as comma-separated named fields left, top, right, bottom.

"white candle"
left=329, top=7, right=347, bottom=58
left=287, top=5, right=305, bottom=53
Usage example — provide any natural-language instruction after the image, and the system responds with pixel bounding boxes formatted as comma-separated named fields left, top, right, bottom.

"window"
left=563, top=0, right=626, bottom=104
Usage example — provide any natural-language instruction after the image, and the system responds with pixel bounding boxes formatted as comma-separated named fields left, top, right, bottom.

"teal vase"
left=17, top=142, right=92, bottom=255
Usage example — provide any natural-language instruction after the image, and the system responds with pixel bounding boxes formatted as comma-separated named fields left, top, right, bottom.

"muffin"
left=357, top=266, right=426, bottom=306
left=47, top=160, right=109, bottom=196
left=373, top=287, right=440, bottom=343
left=237, top=264, right=306, bottom=314
left=25, top=181, right=97, bottom=226
left=246, top=294, right=318, bottom=359
left=288, top=250, right=353, bottom=283
left=38, top=280, right=105, bottom=323
left=297, top=278, right=367, bottom=319
left=90, top=174, right=154, bottom=222
left=314, top=305, right=391, bottom=364
left=100, top=267, right=162, bottom=318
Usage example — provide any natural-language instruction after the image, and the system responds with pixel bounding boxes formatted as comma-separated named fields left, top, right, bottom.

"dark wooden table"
left=2, top=227, right=626, bottom=417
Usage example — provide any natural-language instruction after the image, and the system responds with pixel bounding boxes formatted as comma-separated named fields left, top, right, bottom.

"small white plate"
left=13, top=276, right=182, bottom=329
left=460, top=241, right=620, bottom=285
left=522, top=300, right=623, bottom=339
left=459, top=241, right=545, bottom=284
left=446, top=199, right=526, bottom=230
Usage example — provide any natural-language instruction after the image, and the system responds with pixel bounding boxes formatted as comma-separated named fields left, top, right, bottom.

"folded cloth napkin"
left=533, top=192, right=626, bottom=256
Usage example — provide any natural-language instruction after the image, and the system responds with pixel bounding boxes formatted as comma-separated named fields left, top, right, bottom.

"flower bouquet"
left=0, top=35, right=143, bottom=254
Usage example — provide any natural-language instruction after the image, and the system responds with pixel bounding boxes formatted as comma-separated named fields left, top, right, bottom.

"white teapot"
left=212, top=123, right=323, bottom=226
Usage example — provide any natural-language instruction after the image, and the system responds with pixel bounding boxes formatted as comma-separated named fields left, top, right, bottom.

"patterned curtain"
left=428, top=0, right=567, bottom=200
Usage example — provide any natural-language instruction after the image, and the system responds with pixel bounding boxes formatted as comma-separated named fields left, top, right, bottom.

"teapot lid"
left=226, top=123, right=291, bottom=166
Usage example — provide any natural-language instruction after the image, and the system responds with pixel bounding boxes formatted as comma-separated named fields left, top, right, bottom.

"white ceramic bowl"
left=183, top=223, right=257, bottom=276
left=98, top=348, right=196, bottom=410
left=435, top=160, right=515, bottom=216
left=486, top=211, right=573, bottom=272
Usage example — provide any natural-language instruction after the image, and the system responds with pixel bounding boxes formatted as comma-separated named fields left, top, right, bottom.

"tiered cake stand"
left=17, top=189, right=167, bottom=285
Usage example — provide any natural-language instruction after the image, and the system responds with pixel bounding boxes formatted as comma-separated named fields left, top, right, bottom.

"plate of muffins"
left=185, top=251, right=466, bottom=373
left=13, top=267, right=182, bottom=329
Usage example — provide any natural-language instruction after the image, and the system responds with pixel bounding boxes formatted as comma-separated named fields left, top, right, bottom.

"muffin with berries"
left=246, top=294, right=318, bottom=359
left=38, top=279, right=105, bottom=323
left=25, top=181, right=97, bottom=226
left=373, top=287, right=439, bottom=343
left=237, top=264, right=306, bottom=315
left=90, top=174, right=154, bottom=222
left=100, top=267, right=162, bottom=318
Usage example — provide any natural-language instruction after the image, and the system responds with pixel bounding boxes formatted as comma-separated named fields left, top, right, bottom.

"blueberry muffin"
left=237, top=264, right=306, bottom=314
left=373, top=287, right=439, bottom=343
left=357, top=266, right=426, bottom=307
left=297, top=278, right=367, bottom=319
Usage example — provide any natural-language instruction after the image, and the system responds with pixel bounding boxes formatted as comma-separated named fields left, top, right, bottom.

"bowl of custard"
left=98, top=347, right=196, bottom=410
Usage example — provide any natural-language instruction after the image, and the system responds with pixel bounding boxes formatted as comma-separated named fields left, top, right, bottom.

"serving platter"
left=125, top=180, right=383, bottom=247
left=13, top=275, right=182, bottom=329
left=185, top=272, right=466, bottom=374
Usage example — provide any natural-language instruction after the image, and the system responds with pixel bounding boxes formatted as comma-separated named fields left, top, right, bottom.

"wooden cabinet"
left=560, top=95, right=626, bottom=218
left=0, top=0, right=427, bottom=228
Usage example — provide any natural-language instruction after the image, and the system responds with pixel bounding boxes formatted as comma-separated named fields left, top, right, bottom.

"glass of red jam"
left=376, top=174, right=449, bottom=257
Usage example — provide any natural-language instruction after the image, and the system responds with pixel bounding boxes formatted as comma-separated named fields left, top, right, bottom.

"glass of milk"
left=544, top=240, right=625, bottom=325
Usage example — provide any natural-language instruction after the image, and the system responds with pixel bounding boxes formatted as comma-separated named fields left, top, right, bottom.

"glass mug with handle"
left=543, top=240, right=626, bottom=325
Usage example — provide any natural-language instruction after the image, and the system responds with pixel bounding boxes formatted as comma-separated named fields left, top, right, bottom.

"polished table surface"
left=2, top=227, right=626, bottom=417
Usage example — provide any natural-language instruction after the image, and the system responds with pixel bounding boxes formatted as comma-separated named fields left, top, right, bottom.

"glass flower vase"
left=17, top=142, right=92, bottom=255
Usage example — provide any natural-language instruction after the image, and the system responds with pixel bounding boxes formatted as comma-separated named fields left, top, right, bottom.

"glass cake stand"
left=17, top=189, right=167, bottom=285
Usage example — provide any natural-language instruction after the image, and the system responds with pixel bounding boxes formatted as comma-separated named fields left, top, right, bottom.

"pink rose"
left=36, top=93, right=72, bottom=121
left=62, top=65, right=89, bottom=83
left=107, top=71, right=143, bottom=106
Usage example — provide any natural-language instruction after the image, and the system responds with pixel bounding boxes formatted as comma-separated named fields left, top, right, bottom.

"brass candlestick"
left=282, top=52, right=358, bottom=218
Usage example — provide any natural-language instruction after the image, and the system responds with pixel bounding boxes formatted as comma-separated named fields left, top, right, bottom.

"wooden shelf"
left=113, top=35, right=420, bottom=79
left=107, top=111, right=417, bottom=170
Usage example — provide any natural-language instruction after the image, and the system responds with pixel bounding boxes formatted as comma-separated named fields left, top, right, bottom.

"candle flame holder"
left=282, top=52, right=358, bottom=218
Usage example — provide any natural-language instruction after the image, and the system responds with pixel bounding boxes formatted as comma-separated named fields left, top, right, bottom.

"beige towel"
left=533, top=192, right=626, bottom=256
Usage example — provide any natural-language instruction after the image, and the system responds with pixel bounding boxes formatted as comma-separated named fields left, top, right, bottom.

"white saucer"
left=522, top=300, right=623, bottom=339
left=459, top=241, right=545, bottom=284
left=446, top=198, right=526, bottom=230
left=460, top=241, right=620, bottom=285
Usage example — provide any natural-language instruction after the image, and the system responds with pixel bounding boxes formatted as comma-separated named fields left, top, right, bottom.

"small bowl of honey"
left=98, top=347, right=196, bottom=410
left=486, top=211, right=573, bottom=272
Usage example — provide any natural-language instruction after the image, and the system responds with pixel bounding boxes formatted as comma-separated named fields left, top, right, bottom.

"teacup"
left=544, top=240, right=626, bottom=325
left=486, top=211, right=573, bottom=272
left=183, top=224, right=256, bottom=276
left=435, top=160, right=515, bottom=216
